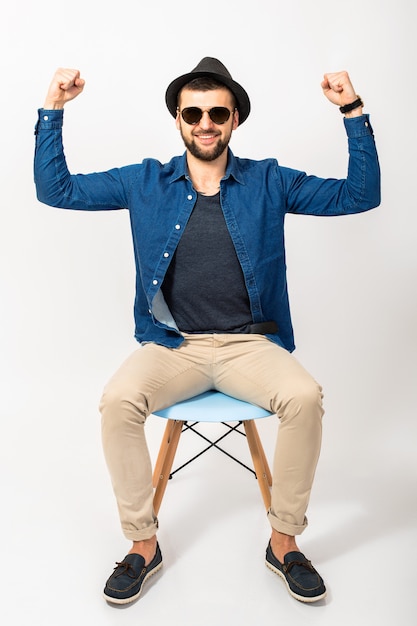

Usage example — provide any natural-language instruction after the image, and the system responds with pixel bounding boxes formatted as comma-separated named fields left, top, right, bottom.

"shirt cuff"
left=343, top=113, right=374, bottom=138
left=34, top=108, right=64, bottom=134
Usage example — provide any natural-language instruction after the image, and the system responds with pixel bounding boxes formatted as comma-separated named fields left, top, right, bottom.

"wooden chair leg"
left=153, top=420, right=184, bottom=516
left=153, top=420, right=174, bottom=488
left=243, top=420, right=272, bottom=510
left=249, top=421, right=272, bottom=486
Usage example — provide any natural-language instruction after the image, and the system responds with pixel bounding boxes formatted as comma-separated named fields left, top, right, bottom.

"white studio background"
left=0, top=0, right=416, bottom=624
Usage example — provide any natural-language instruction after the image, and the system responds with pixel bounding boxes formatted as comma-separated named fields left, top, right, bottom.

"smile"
left=194, top=133, right=220, bottom=142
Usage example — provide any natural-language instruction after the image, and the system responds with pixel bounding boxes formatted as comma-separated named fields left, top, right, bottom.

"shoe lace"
left=283, top=559, right=314, bottom=574
left=113, top=560, right=138, bottom=579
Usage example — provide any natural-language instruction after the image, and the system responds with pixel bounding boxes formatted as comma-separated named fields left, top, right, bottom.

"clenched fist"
left=43, top=68, right=85, bottom=110
left=321, top=71, right=363, bottom=117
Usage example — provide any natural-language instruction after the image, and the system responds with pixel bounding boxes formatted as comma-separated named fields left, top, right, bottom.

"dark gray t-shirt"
left=162, top=192, right=253, bottom=333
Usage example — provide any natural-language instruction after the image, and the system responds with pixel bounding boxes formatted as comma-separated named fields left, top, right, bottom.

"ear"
left=175, top=108, right=181, bottom=130
left=232, top=108, right=239, bottom=130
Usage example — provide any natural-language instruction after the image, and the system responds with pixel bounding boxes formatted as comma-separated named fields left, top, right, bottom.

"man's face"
left=176, top=87, right=239, bottom=162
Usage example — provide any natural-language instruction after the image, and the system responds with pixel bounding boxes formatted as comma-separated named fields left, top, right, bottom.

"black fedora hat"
left=165, top=57, right=251, bottom=125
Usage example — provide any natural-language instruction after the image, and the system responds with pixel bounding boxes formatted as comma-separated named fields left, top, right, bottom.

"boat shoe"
left=265, top=541, right=326, bottom=603
left=104, top=543, right=163, bottom=605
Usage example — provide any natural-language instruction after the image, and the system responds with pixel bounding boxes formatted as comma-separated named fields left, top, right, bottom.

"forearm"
left=343, top=113, right=381, bottom=211
left=34, top=109, right=71, bottom=207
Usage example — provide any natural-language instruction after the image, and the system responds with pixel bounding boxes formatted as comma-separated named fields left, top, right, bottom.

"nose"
left=198, top=110, right=216, bottom=129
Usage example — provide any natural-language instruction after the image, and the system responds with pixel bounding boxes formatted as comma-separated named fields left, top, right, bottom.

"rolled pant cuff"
left=122, top=522, right=159, bottom=542
left=267, top=509, right=308, bottom=536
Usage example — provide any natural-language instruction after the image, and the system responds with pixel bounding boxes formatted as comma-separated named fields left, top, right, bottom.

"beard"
left=179, top=125, right=231, bottom=162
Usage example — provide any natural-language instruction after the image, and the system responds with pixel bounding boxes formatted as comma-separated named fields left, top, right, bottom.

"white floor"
left=1, top=384, right=416, bottom=626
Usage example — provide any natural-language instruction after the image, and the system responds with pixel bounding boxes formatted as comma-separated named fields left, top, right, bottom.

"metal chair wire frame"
left=168, top=420, right=258, bottom=478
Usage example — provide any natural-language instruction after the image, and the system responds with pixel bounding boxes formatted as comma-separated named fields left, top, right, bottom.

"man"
left=34, top=57, right=380, bottom=605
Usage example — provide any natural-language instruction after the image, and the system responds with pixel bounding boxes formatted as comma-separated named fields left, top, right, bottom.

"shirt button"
left=175, top=224, right=181, bottom=230
left=163, top=252, right=170, bottom=258
left=153, top=279, right=158, bottom=286
left=187, top=195, right=193, bottom=200
left=43, top=115, right=49, bottom=121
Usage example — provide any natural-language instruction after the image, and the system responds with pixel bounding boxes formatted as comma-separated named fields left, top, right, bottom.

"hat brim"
left=165, top=70, right=250, bottom=126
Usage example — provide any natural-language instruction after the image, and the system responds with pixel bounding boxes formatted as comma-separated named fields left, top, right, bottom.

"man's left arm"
left=324, top=71, right=381, bottom=213
left=284, top=71, right=381, bottom=216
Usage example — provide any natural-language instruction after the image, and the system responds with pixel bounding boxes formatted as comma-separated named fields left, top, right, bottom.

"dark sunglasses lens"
left=181, top=107, right=202, bottom=124
left=209, top=107, right=231, bottom=124
left=181, top=107, right=231, bottom=125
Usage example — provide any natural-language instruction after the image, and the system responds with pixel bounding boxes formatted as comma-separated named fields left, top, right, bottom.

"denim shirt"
left=34, top=109, right=380, bottom=352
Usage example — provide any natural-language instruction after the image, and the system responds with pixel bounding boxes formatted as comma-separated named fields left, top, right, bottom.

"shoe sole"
left=103, top=561, right=163, bottom=605
left=265, top=559, right=327, bottom=603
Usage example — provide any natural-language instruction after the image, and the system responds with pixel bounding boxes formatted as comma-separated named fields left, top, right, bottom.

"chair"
left=152, top=390, right=273, bottom=515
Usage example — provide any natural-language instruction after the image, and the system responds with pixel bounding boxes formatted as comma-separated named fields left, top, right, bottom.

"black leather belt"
left=246, top=321, right=278, bottom=334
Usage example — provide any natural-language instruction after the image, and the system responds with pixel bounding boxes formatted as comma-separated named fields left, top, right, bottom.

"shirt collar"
left=168, top=149, right=245, bottom=185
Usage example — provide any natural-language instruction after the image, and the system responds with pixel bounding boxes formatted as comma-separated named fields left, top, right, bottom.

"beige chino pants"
left=100, top=334, right=324, bottom=540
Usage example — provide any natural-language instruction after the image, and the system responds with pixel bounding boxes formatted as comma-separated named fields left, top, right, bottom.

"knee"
left=99, top=380, right=148, bottom=429
left=275, top=379, right=324, bottom=422
left=299, top=379, right=323, bottom=411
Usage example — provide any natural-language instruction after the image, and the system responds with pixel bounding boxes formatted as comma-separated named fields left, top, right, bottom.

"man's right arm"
left=34, top=68, right=130, bottom=211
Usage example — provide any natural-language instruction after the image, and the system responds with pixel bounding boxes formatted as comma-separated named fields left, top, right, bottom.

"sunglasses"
left=179, top=106, right=235, bottom=125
